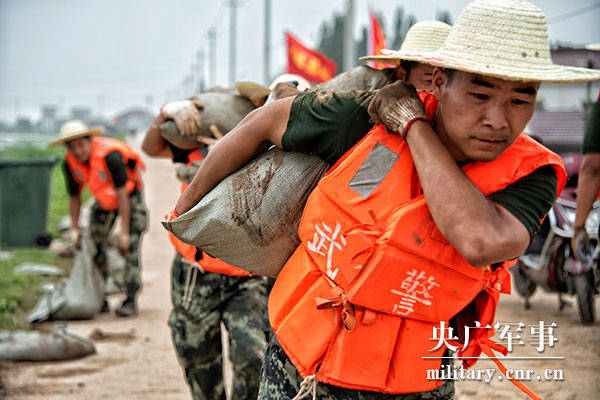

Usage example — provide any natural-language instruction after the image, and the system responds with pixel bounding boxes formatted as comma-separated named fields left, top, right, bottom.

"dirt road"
left=1, top=135, right=599, bottom=399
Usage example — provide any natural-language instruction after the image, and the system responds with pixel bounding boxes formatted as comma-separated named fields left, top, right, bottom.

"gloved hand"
left=118, top=232, right=130, bottom=256
left=69, top=228, right=81, bottom=249
left=161, top=100, right=204, bottom=136
left=571, top=226, right=590, bottom=261
left=367, top=80, right=429, bottom=138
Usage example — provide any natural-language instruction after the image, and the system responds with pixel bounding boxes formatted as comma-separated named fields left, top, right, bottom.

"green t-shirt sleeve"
left=488, top=165, right=558, bottom=240
left=104, top=151, right=128, bottom=189
left=281, top=90, right=375, bottom=164
left=62, top=159, right=81, bottom=196
left=583, top=99, right=600, bottom=154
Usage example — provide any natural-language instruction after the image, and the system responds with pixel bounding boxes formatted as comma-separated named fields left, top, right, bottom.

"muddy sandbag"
left=312, top=65, right=395, bottom=92
left=159, top=92, right=255, bottom=150
left=28, top=237, right=104, bottom=323
left=0, top=323, right=96, bottom=361
left=162, top=148, right=329, bottom=277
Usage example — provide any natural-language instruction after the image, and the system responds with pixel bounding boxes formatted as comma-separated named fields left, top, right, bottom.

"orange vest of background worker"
left=50, top=120, right=148, bottom=317
left=269, top=94, right=566, bottom=396
left=64, top=137, right=145, bottom=210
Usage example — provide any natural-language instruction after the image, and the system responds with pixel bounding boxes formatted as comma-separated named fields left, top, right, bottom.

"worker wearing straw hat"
left=50, top=120, right=148, bottom=317
left=175, top=0, right=600, bottom=398
left=360, top=20, right=451, bottom=92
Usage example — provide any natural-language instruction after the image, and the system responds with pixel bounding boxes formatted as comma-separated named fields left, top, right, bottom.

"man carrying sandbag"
left=174, top=1, right=600, bottom=399
left=49, top=120, right=148, bottom=317
left=142, top=99, right=269, bottom=400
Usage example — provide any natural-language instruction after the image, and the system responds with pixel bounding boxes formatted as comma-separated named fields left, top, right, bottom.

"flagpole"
left=343, top=0, right=355, bottom=72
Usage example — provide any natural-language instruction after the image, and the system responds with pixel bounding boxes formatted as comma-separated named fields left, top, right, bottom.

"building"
left=70, top=106, right=92, bottom=124
left=40, top=104, right=57, bottom=133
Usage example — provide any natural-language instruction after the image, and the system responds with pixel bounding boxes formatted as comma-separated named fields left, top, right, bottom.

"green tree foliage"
left=356, top=26, right=368, bottom=63
left=317, top=13, right=345, bottom=74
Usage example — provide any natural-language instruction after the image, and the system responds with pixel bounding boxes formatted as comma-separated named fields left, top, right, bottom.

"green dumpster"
left=0, top=157, right=58, bottom=247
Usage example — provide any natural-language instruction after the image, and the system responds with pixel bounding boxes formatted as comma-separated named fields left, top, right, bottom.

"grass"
left=0, top=249, right=71, bottom=330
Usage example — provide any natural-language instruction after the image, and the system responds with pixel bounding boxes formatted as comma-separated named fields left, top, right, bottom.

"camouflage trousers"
left=89, top=191, right=148, bottom=297
left=169, top=253, right=269, bottom=400
left=257, top=337, right=455, bottom=400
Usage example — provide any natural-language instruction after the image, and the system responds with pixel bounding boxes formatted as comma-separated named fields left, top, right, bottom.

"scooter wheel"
left=573, top=272, right=596, bottom=324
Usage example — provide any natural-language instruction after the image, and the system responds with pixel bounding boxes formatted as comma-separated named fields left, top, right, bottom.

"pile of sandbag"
left=28, top=236, right=105, bottom=323
left=312, top=65, right=395, bottom=92
left=0, top=323, right=95, bottom=361
left=163, top=148, right=328, bottom=277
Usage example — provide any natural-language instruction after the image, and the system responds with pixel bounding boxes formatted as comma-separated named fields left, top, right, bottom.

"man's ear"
left=431, top=68, right=446, bottom=100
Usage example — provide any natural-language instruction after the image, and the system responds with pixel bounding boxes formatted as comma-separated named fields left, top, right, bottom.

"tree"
left=436, top=9, right=453, bottom=25
left=317, top=13, right=345, bottom=74
left=390, top=5, right=416, bottom=51
left=355, top=25, right=368, bottom=62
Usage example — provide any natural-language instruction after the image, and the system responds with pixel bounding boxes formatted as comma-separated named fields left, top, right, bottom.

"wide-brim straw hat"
left=360, top=20, right=451, bottom=65
left=48, top=119, right=104, bottom=147
left=586, top=42, right=600, bottom=52
left=398, top=0, right=600, bottom=83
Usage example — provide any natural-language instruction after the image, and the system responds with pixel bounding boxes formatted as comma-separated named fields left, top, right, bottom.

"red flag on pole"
left=369, top=11, right=394, bottom=70
left=286, top=32, right=337, bottom=83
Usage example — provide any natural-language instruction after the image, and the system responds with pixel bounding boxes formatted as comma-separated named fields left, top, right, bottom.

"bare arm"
left=69, top=194, right=81, bottom=230
left=175, top=96, right=295, bottom=214
left=141, top=114, right=173, bottom=158
left=117, top=187, right=130, bottom=235
left=575, top=153, right=600, bottom=229
left=406, top=121, right=530, bottom=267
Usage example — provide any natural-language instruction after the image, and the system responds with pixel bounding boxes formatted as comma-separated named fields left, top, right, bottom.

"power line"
left=547, top=2, right=600, bottom=24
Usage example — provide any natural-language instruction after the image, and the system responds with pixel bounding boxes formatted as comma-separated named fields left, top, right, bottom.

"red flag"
left=286, top=32, right=337, bottom=83
left=369, top=11, right=394, bottom=70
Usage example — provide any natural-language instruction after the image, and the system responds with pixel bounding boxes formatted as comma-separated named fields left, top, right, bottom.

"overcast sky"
left=0, top=0, right=599, bottom=124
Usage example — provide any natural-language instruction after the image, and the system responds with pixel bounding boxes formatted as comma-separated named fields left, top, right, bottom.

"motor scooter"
left=511, top=153, right=600, bottom=324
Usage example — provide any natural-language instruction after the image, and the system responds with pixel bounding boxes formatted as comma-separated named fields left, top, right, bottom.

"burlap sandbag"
left=159, top=92, right=255, bottom=150
left=162, top=148, right=329, bottom=277
left=312, top=65, right=395, bottom=92
left=0, top=323, right=95, bottom=361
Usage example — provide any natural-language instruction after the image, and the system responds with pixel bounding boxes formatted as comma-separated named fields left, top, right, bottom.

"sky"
left=0, top=0, right=599, bottom=124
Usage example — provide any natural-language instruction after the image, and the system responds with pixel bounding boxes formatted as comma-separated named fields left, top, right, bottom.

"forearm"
left=141, top=114, right=172, bottom=158
left=117, top=188, right=130, bottom=234
left=406, top=121, right=529, bottom=266
left=69, top=195, right=81, bottom=230
left=575, top=155, right=600, bottom=228
left=175, top=97, right=293, bottom=214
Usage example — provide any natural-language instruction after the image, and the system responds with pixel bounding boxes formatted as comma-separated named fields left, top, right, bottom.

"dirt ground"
left=1, top=136, right=599, bottom=400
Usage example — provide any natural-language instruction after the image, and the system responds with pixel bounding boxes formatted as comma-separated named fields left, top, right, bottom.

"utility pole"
left=343, top=0, right=355, bottom=72
left=227, top=0, right=240, bottom=86
left=207, top=28, right=217, bottom=88
left=263, top=0, right=271, bottom=84
left=196, top=49, right=205, bottom=93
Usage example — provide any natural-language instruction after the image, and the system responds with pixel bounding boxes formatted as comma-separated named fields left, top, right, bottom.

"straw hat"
left=399, top=0, right=600, bottom=83
left=359, top=20, right=451, bottom=65
left=586, top=43, right=600, bottom=52
left=48, top=120, right=104, bottom=147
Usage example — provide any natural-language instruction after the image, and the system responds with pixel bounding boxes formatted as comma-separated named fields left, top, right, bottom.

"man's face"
left=406, top=63, right=435, bottom=92
left=66, top=136, right=92, bottom=162
left=432, top=69, right=538, bottom=162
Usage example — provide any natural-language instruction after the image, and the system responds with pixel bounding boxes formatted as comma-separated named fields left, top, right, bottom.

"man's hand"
left=367, top=80, right=428, bottom=138
left=69, top=228, right=81, bottom=249
left=118, top=232, right=130, bottom=256
left=197, top=124, right=225, bottom=152
left=571, top=226, right=590, bottom=261
left=161, top=100, right=204, bottom=136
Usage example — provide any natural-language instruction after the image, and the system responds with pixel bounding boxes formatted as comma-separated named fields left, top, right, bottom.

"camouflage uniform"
left=89, top=191, right=148, bottom=297
left=258, top=338, right=455, bottom=400
left=169, top=252, right=269, bottom=400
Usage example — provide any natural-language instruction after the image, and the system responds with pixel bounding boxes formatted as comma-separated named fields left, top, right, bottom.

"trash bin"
left=0, top=157, right=58, bottom=247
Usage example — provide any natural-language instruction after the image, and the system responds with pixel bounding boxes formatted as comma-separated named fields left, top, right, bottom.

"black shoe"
left=101, top=300, right=110, bottom=313
left=115, top=297, right=138, bottom=317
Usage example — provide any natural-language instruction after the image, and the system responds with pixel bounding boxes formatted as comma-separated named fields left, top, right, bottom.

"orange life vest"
left=167, top=148, right=251, bottom=277
left=64, top=137, right=145, bottom=211
left=269, top=94, right=566, bottom=396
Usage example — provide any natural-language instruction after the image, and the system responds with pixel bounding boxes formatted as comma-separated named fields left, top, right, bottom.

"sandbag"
left=312, top=65, right=395, bottom=92
left=28, top=236, right=104, bottom=323
left=0, top=323, right=96, bottom=361
left=162, top=148, right=329, bottom=277
left=159, top=92, right=255, bottom=150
